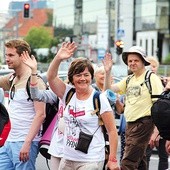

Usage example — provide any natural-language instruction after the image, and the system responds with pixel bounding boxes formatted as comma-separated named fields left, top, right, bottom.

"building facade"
left=53, top=0, right=116, bottom=63
left=134, top=0, right=170, bottom=63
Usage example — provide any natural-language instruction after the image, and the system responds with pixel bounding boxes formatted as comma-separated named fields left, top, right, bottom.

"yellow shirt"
left=116, top=70, right=163, bottom=122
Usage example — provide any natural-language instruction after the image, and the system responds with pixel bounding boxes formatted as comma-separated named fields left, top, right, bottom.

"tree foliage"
left=24, top=26, right=73, bottom=63
left=24, top=26, right=52, bottom=49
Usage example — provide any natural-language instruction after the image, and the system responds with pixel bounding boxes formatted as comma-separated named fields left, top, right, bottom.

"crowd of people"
left=0, top=39, right=170, bottom=170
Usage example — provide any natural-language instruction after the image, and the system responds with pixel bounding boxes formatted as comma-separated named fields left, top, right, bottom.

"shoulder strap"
left=126, top=70, right=153, bottom=96
left=65, top=88, right=103, bottom=125
left=9, top=73, right=16, bottom=86
left=92, top=91, right=103, bottom=125
left=91, top=83, right=100, bottom=91
left=65, top=88, right=76, bottom=106
left=9, top=73, right=32, bottom=101
left=144, top=70, right=153, bottom=95
left=26, top=76, right=33, bottom=101
left=26, top=75, right=48, bottom=102
left=92, top=91, right=101, bottom=116
left=126, top=74, right=134, bottom=88
left=65, top=88, right=102, bottom=124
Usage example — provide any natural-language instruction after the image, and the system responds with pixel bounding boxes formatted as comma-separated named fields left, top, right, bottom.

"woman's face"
left=94, top=70, right=105, bottom=85
left=73, top=67, right=92, bottom=90
left=150, top=61, right=158, bottom=74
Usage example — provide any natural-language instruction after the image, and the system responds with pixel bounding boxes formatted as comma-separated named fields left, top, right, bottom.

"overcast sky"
left=0, top=0, right=25, bottom=13
left=0, top=0, right=10, bottom=12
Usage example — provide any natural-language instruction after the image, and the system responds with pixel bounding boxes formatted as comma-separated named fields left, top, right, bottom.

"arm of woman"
left=101, top=111, right=120, bottom=170
left=30, top=86, right=58, bottom=104
left=47, top=42, right=77, bottom=98
left=102, top=53, right=120, bottom=93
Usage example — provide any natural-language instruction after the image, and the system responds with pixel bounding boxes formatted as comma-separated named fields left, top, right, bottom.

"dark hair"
left=68, top=58, right=94, bottom=84
left=5, top=39, right=31, bottom=56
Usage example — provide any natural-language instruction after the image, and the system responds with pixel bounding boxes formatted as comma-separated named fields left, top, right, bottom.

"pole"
left=108, top=1, right=111, bottom=53
left=15, top=11, right=19, bottom=38
left=115, top=0, right=120, bottom=64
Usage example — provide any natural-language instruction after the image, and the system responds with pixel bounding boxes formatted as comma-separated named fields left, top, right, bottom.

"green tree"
left=24, top=26, right=52, bottom=49
left=163, top=53, right=170, bottom=64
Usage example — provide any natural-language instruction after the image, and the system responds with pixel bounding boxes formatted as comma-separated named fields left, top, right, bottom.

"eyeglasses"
left=10, top=84, right=15, bottom=100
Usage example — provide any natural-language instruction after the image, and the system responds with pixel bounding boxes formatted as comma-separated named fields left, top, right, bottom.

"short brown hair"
left=68, top=57, right=94, bottom=84
left=5, top=39, right=31, bottom=56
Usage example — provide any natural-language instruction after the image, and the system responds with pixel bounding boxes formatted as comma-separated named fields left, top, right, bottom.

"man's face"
left=5, top=47, right=21, bottom=70
left=127, top=54, right=145, bottom=73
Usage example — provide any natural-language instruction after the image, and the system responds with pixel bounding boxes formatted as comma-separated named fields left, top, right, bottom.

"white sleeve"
left=99, top=92, right=113, bottom=115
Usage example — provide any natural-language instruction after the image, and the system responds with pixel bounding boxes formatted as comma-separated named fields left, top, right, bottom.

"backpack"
left=9, top=74, right=59, bottom=160
left=65, top=88, right=110, bottom=165
left=151, top=91, right=170, bottom=140
left=0, top=102, right=11, bottom=147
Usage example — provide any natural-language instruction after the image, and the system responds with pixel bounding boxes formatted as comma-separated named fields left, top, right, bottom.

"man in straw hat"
left=103, top=46, right=163, bottom=170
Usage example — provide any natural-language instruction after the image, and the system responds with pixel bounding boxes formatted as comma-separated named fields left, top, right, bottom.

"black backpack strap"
left=144, top=70, right=153, bottom=95
left=65, top=88, right=76, bottom=106
left=26, top=76, right=33, bottom=101
left=26, top=75, right=48, bottom=102
left=126, top=74, right=134, bottom=88
left=9, top=73, right=32, bottom=101
left=152, top=90, right=170, bottom=99
left=9, top=73, right=16, bottom=87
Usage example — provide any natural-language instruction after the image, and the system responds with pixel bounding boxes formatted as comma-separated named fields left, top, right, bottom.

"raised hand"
left=102, top=52, right=113, bottom=73
left=21, top=51, right=37, bottom=72
left=56, top=42, right=77, bottom=61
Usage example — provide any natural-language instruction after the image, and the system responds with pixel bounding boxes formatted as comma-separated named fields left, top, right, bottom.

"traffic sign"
left=117, top=29, right=125, bottom=37
left=98, top=49, right=106, bottom=60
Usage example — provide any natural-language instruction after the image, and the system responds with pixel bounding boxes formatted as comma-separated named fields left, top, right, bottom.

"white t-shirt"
left=7, top=88, right=41, bottom=141
left=48, top=102, right=64, bottom=157
left=61, top=84, right=113, bottom=162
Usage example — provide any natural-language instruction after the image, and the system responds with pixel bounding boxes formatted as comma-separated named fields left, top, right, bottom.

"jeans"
left=146, top=138, right=168, bottom=170
left=121, top=116, right=154, bottom=170
left=0, top=141, right=39, bottom=170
